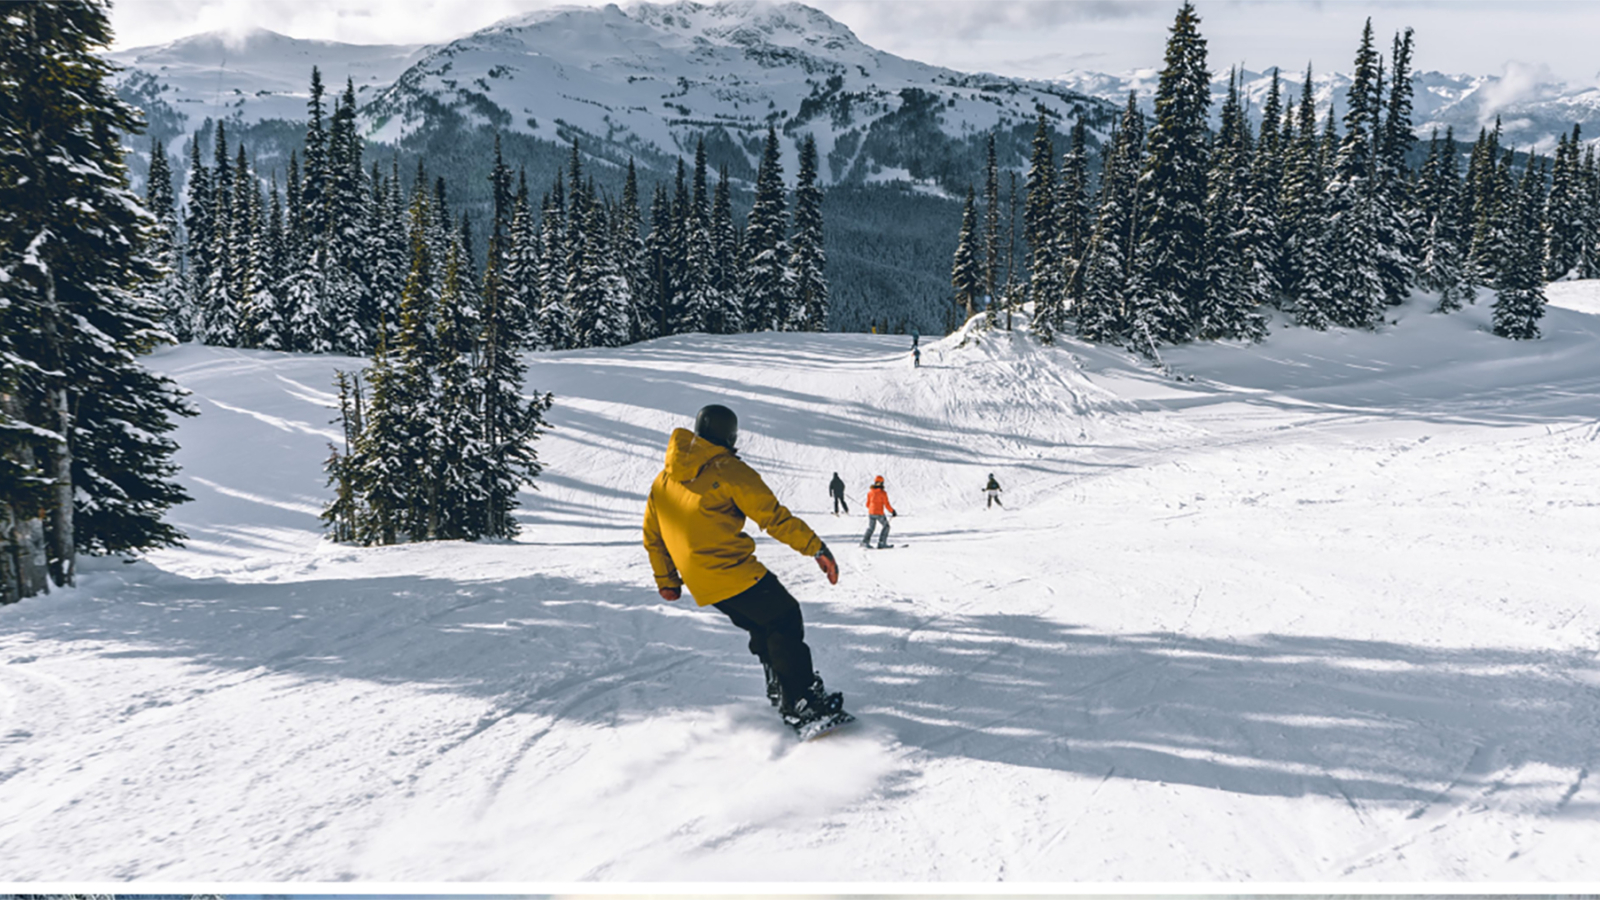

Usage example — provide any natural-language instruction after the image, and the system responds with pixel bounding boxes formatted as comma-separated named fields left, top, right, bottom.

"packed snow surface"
left=4, top=292, right=1600, bottom=882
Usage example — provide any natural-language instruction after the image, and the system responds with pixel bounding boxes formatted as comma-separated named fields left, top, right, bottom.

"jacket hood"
left=663, top=427, right=730, bottom=482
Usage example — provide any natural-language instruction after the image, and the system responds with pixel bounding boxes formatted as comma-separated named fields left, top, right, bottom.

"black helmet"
left=694, top=404, right=738, bottom=450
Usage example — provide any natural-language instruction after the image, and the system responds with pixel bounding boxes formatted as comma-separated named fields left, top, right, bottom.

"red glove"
left=816, top=543, right=839, bottom=585
left=659, top=587, right=681, bottom=601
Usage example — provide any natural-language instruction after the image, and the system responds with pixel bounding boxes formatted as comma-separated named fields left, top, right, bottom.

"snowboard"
left=792, top=709, right=856, bottom=741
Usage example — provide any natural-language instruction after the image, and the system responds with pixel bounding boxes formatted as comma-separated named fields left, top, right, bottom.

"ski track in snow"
left=4, top=295, right=1600, bottom=881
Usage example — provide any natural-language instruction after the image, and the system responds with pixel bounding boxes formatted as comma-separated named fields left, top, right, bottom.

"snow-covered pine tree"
left=197, top=122, right=239, bottom=345
left=1579, top=145, right=1600, bottom=279
left=1416, top=128, right=1472, bottom=312
left=660, top=157, right=695, bottom=334
left=677, top=140, right=719, bottom=334
left=1128, top=0, right=1212, bottom=347
left=788, top=134, right=828, bottom=331
left=1023, top=110, right=1058, bottom=331
left=710, top=164, right=742, bottom=334
left=641, top=181, right=671, bottom=340
left=744, top=126, right=792, bottom=332
left=616, top=159, right=653, bottom=339
left=181, top=136, right=212, bottom=342
left=228, top=144, right=260, bottom=344
left=984, top=132, right=1002, bottom=320
left=1493, top=155, right=1549, bottom=339
left=1322, top=19, right=1386, bottom=330
left=142, top=135, right=188, bottom=342
left=1374, top=27, right=1418, bottom=308
left=324, top=79, right=370, bottom=354
left=1543, top=125, right=1585, bottom=281
left=302, top=66, right=329, bottom=245
left=1465, top=119, right=1506, bottom=286
left=1053, top=118, right=1092, bottom=330
left=428, top=242, right=487, bottom=539
left=575, top=196, right=633, bottom=348
left=477, top=202, right=551, bottom=539
left=503, top=170, right=539, bottom=347
left=536, top=184, right=573, bottom=350
left=1240, top=68, right=1284, bottom=310
left=348, top=189, right=437, bottom=544
left=360, top=160, right=400, bottom=346
left=321, top=369, right=363, bottom=543
left=1197, top=69, right=1266, bottom=342
left=0, top=0, right=193, bottom=592
left=562, top=174, right=600, bottom=347
left=450, top=212, right=484, bottom=355
left=952, top=187, right=984, bottom=325
left=251, top=174, right=288, bottom=349
left=1278, top=69, right=1337, bottom=328
left=1074, top=93, right=1145, bottom=344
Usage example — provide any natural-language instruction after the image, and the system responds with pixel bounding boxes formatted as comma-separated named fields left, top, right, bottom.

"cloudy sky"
left=107, top=0, right=1600, bottom=84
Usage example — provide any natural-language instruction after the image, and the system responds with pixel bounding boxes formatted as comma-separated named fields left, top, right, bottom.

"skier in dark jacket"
left=984, top=473, right=1003, bottom=509
left=829, top=472, right=848, bottom=515
left=642, top=404, right=843, bottom=730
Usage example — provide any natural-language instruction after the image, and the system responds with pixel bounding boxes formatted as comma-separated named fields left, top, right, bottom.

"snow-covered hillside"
left=3, top=293, right=1600, bottom=880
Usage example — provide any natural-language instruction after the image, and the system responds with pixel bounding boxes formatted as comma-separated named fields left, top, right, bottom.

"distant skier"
left=912, top=346, right=921, bottom=368
left=642, top=404, right=846, bottom=732
left=829, top=471, right=848, bottom=515
left=862, top=475, right=897, bottom=548
left=984, top=473, right=1003, bottom=509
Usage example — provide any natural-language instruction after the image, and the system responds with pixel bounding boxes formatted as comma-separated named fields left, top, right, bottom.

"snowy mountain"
left=5, top=288, right=1600, bottom=878
left=109, top=2, right=1117, bottom=192
left=361, top=0, right=1114, bottom=187
left=1056, top=65, right=1600, bottom=155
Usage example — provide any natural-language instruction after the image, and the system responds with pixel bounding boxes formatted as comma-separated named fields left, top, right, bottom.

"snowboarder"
left=984, top=473, right=1003, bottom=509
left=829, top=471, right=848, bottom=515
left=642, top=404, right=847, bottom=734
left=912, top=346, right=922, bottom=368
left=862, top=475, right=896, bottom=548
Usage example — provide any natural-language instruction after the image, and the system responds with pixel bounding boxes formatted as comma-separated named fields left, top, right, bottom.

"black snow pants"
left=832, top=492, right=848, bottom=513
left=714, top=572, right=815, bottom=706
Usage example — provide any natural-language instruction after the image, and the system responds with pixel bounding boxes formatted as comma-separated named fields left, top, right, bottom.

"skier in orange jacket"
left=861, top=475, right=896, bottom=548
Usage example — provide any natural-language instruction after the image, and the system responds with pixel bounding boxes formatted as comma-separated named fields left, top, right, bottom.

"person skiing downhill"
left=642, top=404, right=845, bottom=731
left=829, top=472, right=848, bottom=515
left=862, top=475, right=896, bottom=548
left=984, top=473, right=1003, bottom=509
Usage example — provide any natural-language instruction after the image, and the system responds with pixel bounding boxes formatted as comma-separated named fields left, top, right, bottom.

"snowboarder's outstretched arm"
left=725, top=459, right=837, bottom=583
left=641, top=489, right=683, bottom=599
left=725, top=460, right=823, bottom=558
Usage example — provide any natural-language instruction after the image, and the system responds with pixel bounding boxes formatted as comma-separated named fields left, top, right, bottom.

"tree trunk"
left=44, top=387, right=74, bottom=587
left=2, top=392, right=52, bottom=603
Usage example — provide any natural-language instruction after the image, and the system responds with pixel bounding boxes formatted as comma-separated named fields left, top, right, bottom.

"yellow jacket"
left=642, top=428, right=822, bottom=605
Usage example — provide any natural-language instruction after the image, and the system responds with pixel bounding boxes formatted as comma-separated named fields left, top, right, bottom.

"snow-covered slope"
left=4, top=289, right=1600, bottom=880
